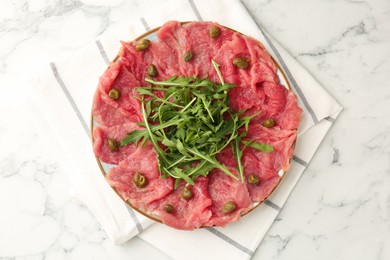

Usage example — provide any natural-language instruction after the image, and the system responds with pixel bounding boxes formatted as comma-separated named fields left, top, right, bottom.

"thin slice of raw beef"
left=99, top=62, right=143, bottom=121
left=120, top=40, right=180, bottom=85
left=98, top=59, right=122, bottom=93
left=157, top=21, right=196, bottom=77
left=244, top=124, right=297, bottom=173
left=204, top=168, right=252, bottom=227
left=149, top=177, right=212, bottom=230
left=243, top=35, right=278, bottom=73
left=239, top=124, right=297, bottom=202
left=105, top=145, right=174, bottom=211
left=93, top=122, right=143, bottom=165
left=92, top=91, right=138, bottom=127
left=275, top=91, right=302, bottom=130
left=182, top=21, right=234, bottom=80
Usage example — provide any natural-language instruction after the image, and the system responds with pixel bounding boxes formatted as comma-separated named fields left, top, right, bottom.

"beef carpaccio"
left=92, top=21, right=302, bottom=230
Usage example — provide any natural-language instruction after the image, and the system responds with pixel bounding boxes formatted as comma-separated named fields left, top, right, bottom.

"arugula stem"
left=158, top=104, right=167, bottom=139
left=187, top=160, right=207, bottom=176
left=145, top=77, right=184, bottom=87
left=179, top=97, right=197, bottom=114
left=146, top=77, right=211, bottom=88
left=234, top=137, right=244, bottom=183
left=151, top=117, right=183, bottom=131
left=212, top=60, right=225, bottom=85
left=166, top=155, right=187, bottom=169
left=137, top=88, right=183, bottom=108
left=140, top=100, right=170, bottom=165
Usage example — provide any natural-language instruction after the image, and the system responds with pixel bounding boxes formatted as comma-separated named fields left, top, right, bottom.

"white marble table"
left=1, top=0, right=389, bottom=259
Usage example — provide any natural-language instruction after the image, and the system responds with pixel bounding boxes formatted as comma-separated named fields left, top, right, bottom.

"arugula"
left=242, top=141, right=274, bottom=153
left=120, top=60, right=274, bottom=186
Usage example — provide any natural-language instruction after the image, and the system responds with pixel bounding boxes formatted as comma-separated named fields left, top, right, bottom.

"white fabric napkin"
left=32, top=0, right=343, bottom=259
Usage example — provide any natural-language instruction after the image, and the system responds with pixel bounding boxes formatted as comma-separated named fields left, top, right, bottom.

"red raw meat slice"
left=216, top=146, right=238, bottom=169
left=120, top=41, right=178, bottom=101
left=250, top=62, right=279, bottom=91
left=158, top=21, right=189, bottom=51
left=183, top=21, right=234, bottom=79
left=262, top=81, right=287, bottom=117
left=120, top=40, right=181, bottom=83
left=228, top=87, right=259, bottom=113
left=98, top=60, right=122, bottom=92
left=241, top=148, right=281, bottom=203
left=248, top=176, right=281, bottom=203
left=149, top=177, right=212, bottom=230
left=92, top=91, right=137, bottom=127
left=145, top=41, right=182, bottom=79
left=230, top=81, right=301, bottom=130
left=204, top=168, right=252, bottom=227
left=157, top=21, right=195, bottom=77
left=242, top=146, right=276, bottom=181
left=98, top=62, right=143, bottom=121
left=106, top=146, right=174, bottom=211
left=241, top=124, right=297, bottom=202
left=119, top=41, right=152, bottom=87
left=93, top=122, right=143, bottom=165
left=214, top=34, right=273, bottom=114
left=244, top=124, right=297, bottom=172
left=232, top=81, right=290, bottom=125
left=243, top=35, right=277, bottom=73
left=276, top=91, right=303, bottom=130
left=213, top=31, right=280, bottom=114
left=213, top=33, right=250, bottom=85
left=214, top=33, right=277, bottom=86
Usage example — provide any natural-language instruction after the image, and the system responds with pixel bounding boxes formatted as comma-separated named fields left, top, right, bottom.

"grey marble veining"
left=0, top=0, right=389, bottom=259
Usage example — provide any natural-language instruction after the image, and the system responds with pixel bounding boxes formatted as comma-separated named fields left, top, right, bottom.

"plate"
left=91, top=21, right=295, bottom=227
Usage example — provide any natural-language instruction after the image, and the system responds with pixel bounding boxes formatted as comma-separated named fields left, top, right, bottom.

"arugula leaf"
left=243, top=141, right=274, bottom=153
left=176, top=139, right=190, bottom=157
left=186, top=146, right=238, bottom=180
left=187, top=160, right=215, bottom=179
left=239, top=111, right=262, bottom=131
left=172, top=167, right=195, bottom=185
left=162, top=138, right=176, bottom=147
left=120, top=130, right=148, bottom=146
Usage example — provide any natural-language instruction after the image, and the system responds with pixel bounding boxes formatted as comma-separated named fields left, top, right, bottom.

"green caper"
left=232, top=57, right=249, bottom=69
left=182, top=186, right=193, bottom=200
left=210, top=26, right=220, bottom=38
left=108, top=88, right=120, bottom=100
left=133, top=172, right=147, bottom=188
left=222, top=201, right=236, bottom=214
left=183, top=50, right=194, bottom=62
left=107, top=138, right=118, bottom=151
left=163, top=204, right=174, bottom=213
left=147, top=64, right=158, bottom=77
left=262, top=118, right=275, bottom=128
left=135, top=39, right=150, bottom=51
left=247, top=174, right=260, bottom=185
